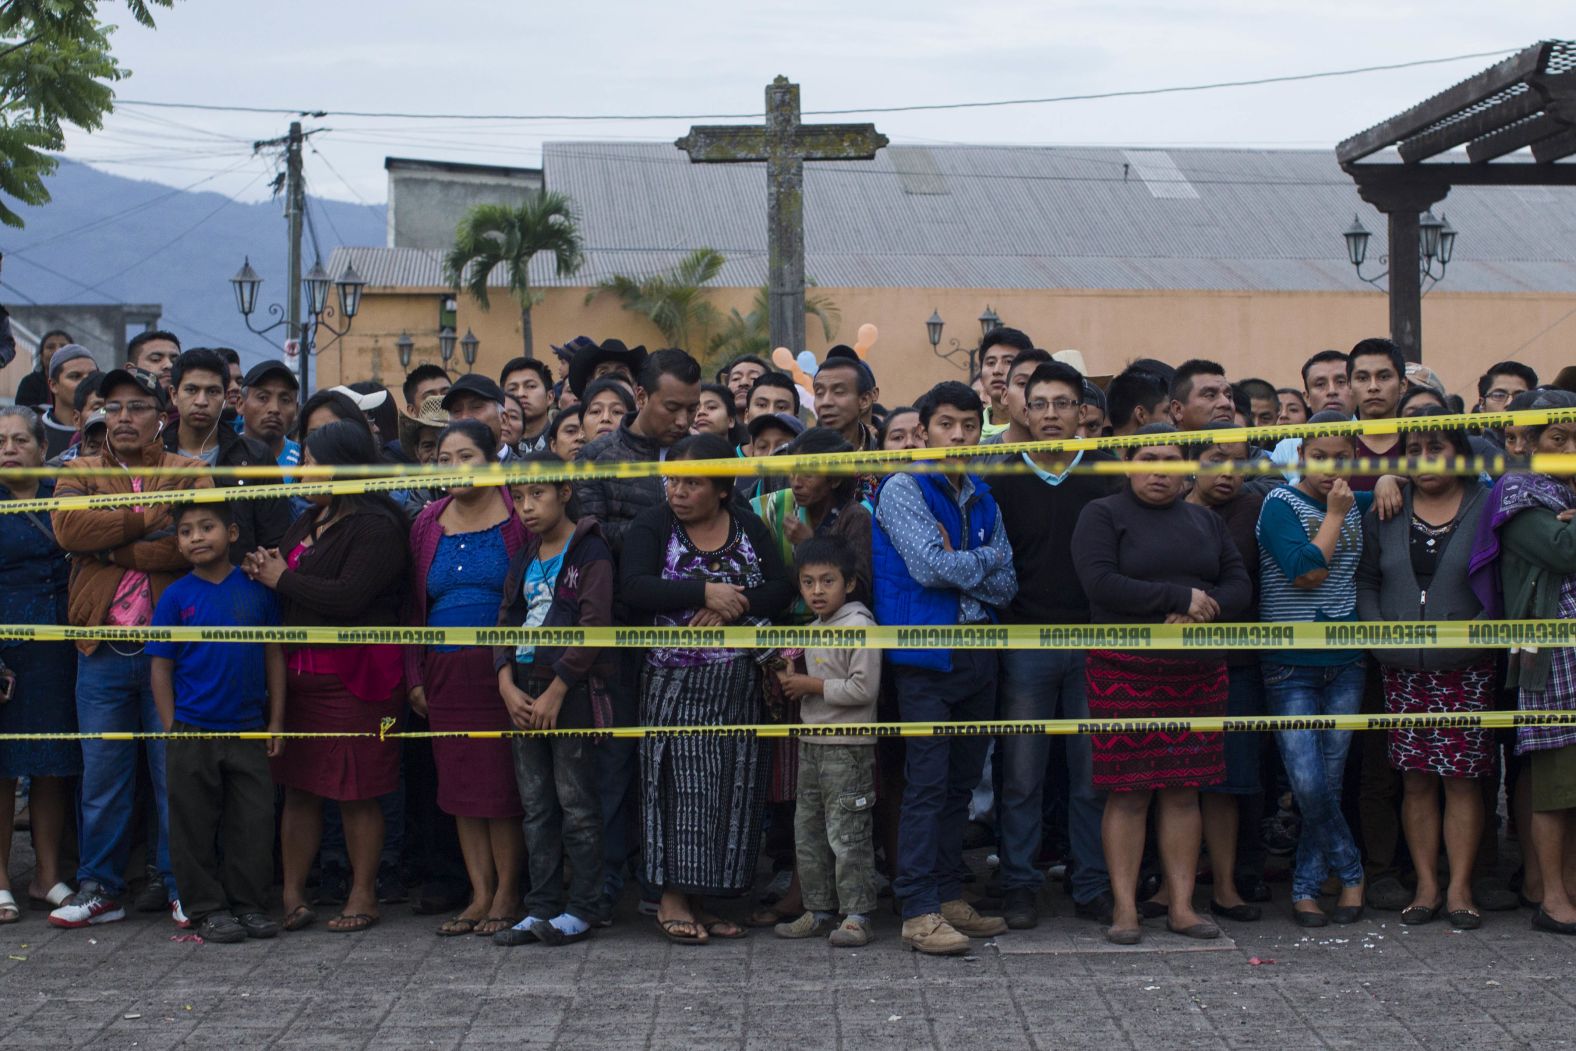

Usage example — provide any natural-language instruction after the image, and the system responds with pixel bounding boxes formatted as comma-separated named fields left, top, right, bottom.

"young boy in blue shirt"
left=149, top=502, right=285, bottom=944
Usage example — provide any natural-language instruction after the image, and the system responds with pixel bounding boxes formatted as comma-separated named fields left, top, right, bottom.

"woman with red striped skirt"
left=1072, top=423, right=1251, bottom=945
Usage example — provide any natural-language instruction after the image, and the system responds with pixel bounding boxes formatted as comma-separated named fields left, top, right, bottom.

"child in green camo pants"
left=773, top=536, right=881, bottom=947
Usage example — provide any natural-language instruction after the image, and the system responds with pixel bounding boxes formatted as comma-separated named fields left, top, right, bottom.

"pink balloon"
left=771, top=346, right=795, bottom=370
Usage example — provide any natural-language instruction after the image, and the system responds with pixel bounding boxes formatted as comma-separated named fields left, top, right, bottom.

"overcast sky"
left=68, top=1, right=1569, bottom=206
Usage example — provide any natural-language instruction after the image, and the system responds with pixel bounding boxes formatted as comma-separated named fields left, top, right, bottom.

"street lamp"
left=460, top=328, right=479, bottom=371
left=1343, top=215, right=1370, bottom=268
left=230, top=258, right=262, bottom=317
left=395, top=330, right=414, bottom=369
left=229, top=254, right=363, bottom=397
left=978, top=306, right=1001, bottom=340
left=335, top=261, right=365, bottom=320
left=926, top=310, right=944, bottom=349
left=1342, top=212, right=1458, bottom=293
left=302, top=261, right=331, bottom=317
left=438, top=326, right=456, bottom=366
left=928, top=308, right=981, bottom=380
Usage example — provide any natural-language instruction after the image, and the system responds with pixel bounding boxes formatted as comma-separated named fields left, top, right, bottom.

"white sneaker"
left=170, top=899, right=192, bottom=929
left=48, top=884, right=125, bottom=929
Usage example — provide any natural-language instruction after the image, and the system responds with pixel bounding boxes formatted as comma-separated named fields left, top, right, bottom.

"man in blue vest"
left=872, top=381, right=1017, bottom=955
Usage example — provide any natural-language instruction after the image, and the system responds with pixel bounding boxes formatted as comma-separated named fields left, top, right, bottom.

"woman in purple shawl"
left=1468, top=389, right=1576, bottom=935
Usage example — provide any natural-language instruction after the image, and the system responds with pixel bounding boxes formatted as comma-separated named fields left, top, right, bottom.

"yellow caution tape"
left=1, top=403, right=1568, bottom=491
left=6, top=620, right=1573, bottom=650
left=4, top=453, right=1573, bottom=515
left=1, top=710, right=1572, bottom=742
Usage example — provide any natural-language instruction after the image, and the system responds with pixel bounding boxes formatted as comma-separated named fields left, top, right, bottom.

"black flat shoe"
left=1138, top=899, right=1169, bottom=920
left=1400, top=901, right=1442, bottom=926
left=1448, top=908, right=1482, bottom=930
left=1531, top=906, right=1576, bottom=936
left=1293, top=907, right=1329, bottom=928
left=1235, top=876, right=1272, bottom=904
left=1073, top=892, right=1114, bottom=926
left=1210, top=900, right=1262, bottom=922
left=1329, top=903, right=1365, bottom=925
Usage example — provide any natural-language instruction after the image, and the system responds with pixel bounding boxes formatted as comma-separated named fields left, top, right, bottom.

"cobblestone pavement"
left=5, top=842, right=1576, bottom=1049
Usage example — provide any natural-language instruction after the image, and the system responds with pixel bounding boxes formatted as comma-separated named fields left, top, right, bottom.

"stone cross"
left=677, top=76, right=887, bottom=356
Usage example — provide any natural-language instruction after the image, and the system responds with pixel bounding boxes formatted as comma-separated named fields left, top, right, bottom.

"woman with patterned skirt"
left=1072, top=424, right=1250, bottom=945
left=1356, top=412, right=1491, bottom=929
left=620, top=434, right=794, bottom=944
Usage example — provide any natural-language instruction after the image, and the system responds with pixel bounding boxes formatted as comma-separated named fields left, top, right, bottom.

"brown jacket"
left=50, top=438, right=212, bottom=655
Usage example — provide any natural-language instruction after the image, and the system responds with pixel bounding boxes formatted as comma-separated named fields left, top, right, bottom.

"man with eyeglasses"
left=1475, top=361, right=1539, bottom=451
left=48, top=366, right=213, bottom=931
left=989, top=361, right=1124, bottom=930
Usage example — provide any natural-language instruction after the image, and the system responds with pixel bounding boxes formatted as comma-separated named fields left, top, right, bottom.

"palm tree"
left=443, top=191, right=583, bottom=359
left=585, top=247, right=725, bottom=351
left=708, top=282, right=841, bottom=362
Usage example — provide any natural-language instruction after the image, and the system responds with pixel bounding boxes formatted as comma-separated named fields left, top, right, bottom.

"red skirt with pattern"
left=1085, top=650, right=1228, bottom=792
left=1381, top=661, right=1495, bottom=778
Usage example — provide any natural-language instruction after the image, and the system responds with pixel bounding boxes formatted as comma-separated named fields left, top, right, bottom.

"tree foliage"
left=443, top=191, right=583, bottom=358
left=584, top=246, right=725, bottom=351
left=0, top=0, right=173, bottom=228
left=707, top=281, right=841, bottom=362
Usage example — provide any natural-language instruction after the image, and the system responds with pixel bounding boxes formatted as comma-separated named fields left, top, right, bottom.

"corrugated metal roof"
left=332, top=142, right=1576, bottom=295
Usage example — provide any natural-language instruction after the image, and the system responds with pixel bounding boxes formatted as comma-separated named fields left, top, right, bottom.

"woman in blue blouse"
left=0, top=407, right=81, bottom=923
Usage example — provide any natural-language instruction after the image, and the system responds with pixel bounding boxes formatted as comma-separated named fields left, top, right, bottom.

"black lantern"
left=1419, top=209, right=1444, bottom=261
left=1343, top=215, right=1371, bottom=268
left=303, top=261, right=331, bottom=317
left=460, top=328, right=479, bottom=370
left=395, top=330, right=414, bottom=369
left=1437, top=213, right=1456, bottom=265
left=978, top=306, right=1000, bottom=339
left=926, top=310, right=943, bottom=348
left=335, top=261, right=365, bottom=320
left=230, top=257, right=262, bottom=317
left=438, top=325, right=456, bottom=364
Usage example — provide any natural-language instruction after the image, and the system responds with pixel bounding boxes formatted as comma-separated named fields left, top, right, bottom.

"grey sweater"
left=1355, top=484, right=1486, bottom=671
left=800, top=600, right=881, bottom=745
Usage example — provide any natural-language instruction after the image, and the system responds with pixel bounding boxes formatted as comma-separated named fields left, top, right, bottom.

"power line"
left=111, top=48, right=1516, bottom=122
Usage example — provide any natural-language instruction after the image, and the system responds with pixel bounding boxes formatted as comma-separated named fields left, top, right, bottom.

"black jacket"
left=574, top=414, right=666, bottom=558
left=163, top=424, right=293, bottom=563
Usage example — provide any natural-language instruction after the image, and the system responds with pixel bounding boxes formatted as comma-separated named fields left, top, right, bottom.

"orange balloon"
left=791, top=367, right=811, bottom=387
left=771, top=346, right=795, bottom=370
left=857, top=323, right=878, bottom=348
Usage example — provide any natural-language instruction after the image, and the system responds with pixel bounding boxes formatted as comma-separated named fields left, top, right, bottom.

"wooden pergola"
left=1337, top=39, right=1576, bottom=362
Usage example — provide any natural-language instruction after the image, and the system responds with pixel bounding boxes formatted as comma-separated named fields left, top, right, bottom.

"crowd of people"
left=0, top=326, right=1574, bottom=954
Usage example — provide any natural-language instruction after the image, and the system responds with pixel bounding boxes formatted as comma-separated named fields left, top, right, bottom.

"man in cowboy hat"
left=567, top=339, right=647, bottom=400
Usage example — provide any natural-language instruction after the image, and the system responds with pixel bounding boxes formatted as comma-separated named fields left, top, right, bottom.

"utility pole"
left=285, top=121, right=307, bottom=394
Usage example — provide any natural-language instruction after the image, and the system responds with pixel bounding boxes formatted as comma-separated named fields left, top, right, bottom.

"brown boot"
left=940, top=899, right=1008, bottom=938
left=901, top=913, right=971, bottom=955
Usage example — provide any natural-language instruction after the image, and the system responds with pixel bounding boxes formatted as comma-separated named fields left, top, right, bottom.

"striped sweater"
left=1255, top=485, right=1369, bottom=666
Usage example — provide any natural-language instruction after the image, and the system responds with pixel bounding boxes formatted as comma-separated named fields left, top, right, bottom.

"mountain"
left=0, top=159, right=387, bottom=369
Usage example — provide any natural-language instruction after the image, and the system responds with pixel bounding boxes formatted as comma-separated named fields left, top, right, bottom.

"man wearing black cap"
left=241, top=359, right=302, bottom=467
left=48, top=366, right=212, bottom=931
left=41, top=344, right=99, bottom=458
left=165, top=349, right=291, bottom=560
left=442, top=374, right=515, bottom=460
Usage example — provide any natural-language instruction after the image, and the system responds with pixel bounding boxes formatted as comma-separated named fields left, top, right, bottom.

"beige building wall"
left=324, top=285, right=1575, bottom=406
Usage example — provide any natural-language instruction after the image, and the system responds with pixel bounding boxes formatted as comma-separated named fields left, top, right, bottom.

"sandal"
left=28, top=882, right=73, bottom=911
left=0, top=890, right=19, bottom=925
left=475, top=917, right=517, bottom=937
left=700, top=917, right=746, bottom=940
left=327, top=912, right=378, bottom=933
left=282, top=904, right=317, bottom=932
left=437, top=916, right=479, bottom=937
left=657, top=917, right=707, bottom=945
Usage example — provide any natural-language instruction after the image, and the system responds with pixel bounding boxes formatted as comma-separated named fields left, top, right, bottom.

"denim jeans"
left=997, top=649, right=1108, bottom=902
left=75, top=648, right=172, bottom=899
left=1262, top=659, right=1367, bottom=902
left=894, top=650, right=996, bottom=919
left=514, top=735, right=603, bottom=923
